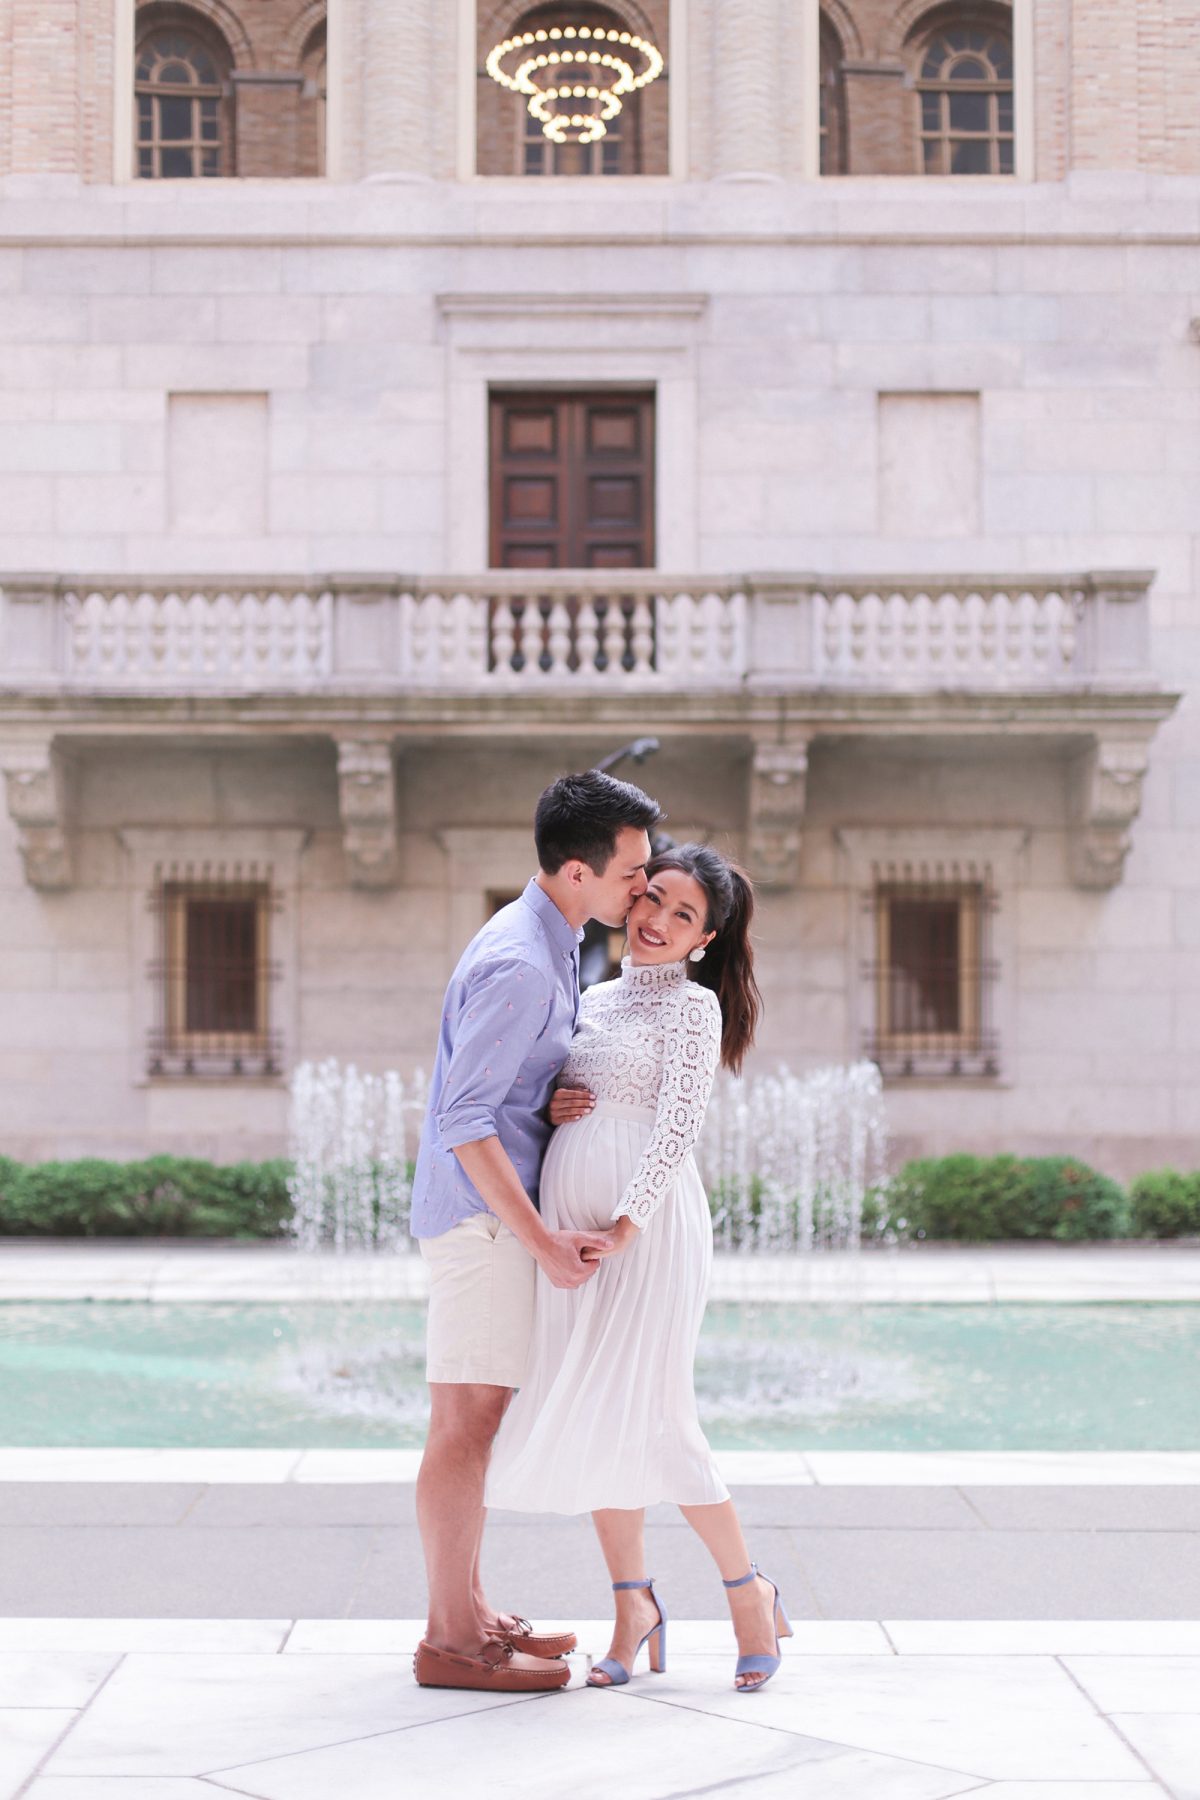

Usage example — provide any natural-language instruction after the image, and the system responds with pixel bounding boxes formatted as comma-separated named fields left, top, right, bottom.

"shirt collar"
left=521, top=876, right=585, bottom=962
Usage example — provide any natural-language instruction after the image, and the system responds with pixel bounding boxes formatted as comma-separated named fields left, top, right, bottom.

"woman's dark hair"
left=644, top=843, right=761, bottom=1075
left=534, top=769, right=662, bottom=876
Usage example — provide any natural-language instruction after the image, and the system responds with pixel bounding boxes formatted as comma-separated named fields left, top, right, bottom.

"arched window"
left=914, top=17, right=1013, bottom=175
left=819, top=14, right=847, bottom=175
left=135, top=21, right=232, bottom=178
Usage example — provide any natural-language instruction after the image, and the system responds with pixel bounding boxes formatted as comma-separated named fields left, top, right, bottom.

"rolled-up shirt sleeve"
left=436, top=956, right=554, bottom=1151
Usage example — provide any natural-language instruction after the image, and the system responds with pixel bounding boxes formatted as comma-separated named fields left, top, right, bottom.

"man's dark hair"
left=534, top=770, right=661, bottom=875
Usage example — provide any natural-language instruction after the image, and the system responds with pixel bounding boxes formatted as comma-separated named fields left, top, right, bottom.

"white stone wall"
left=0, top=175, right=1198, bottom=1173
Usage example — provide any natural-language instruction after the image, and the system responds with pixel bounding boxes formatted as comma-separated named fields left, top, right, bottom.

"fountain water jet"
left=288, top=1059, right=428, bottom=1252
left=288, top=1058, right=887, bottom=1254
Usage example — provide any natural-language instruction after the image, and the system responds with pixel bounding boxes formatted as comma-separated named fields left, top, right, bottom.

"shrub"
left=0, top=1156, right=292, bottom=1239
left=883, top=1153, right=1131, bottom=1242
left=1129, top=1169, right=1200, bottom=1239
left=1019, top=1156, right=1132, bottom=1241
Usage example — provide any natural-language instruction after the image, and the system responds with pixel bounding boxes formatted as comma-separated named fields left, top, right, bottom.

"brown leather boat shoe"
left=413, top=1637, right=571, bottom=1692
left=500, top=1616, right=577, bottom=1660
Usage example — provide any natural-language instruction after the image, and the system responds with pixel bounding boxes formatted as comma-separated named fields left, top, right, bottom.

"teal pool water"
left=0, top=1301, right=1197, bottom=1451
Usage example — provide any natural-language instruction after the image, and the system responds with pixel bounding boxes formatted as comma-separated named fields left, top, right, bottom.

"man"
left=411, top=769, right=661, bottom=1692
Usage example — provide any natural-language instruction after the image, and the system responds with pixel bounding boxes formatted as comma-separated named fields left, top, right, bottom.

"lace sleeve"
left=611, top=985, right=722, bottom=1230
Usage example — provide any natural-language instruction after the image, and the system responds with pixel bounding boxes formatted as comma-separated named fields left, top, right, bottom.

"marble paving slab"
left=2, top=1623, right=1195, bottom=1800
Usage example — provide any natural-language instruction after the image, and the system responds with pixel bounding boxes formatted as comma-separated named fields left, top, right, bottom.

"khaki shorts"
left=419, top=1212, right=535, bottom=1387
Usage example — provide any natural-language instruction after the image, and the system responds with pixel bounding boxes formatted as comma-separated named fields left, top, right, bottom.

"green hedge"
left=1, top=1151, right=1199, bottom=1242
left=0, top=1156, right=292, bottom=1238
left=883, top=1153, right=1132, bottom=1242
left=1129, top=1168, right=1200, bottom=1239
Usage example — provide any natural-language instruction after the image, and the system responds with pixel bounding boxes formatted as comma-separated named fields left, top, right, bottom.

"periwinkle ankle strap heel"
left=724, top=1563, right=793, bottom=1691
left=587, top=1577, right=667, bottom=1687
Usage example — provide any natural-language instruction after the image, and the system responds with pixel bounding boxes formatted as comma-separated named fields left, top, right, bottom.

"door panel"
left=489, top=390, right=654, bottom=567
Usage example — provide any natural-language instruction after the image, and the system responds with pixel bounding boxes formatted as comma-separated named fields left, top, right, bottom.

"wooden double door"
left=489, top=390, right=655, bottom=569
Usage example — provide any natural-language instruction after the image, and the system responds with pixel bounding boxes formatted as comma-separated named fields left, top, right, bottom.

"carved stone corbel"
left=336, top=739, right=399, bottom=888
left=1, top=741, right=71, bottom=889
left=748, top=738, right=810, bottom=888
left=1070, top=736, right=1151, bottom=889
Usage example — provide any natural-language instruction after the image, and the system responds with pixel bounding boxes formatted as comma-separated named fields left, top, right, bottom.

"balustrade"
left=0, top=572, right=1152, bottom=695
left=813, top=583, right=1086, bottom=685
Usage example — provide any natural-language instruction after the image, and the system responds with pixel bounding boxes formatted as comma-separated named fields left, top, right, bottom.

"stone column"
left=710, top=0, right=785, bottom=179
left=361, top=0, right=437, bottom=178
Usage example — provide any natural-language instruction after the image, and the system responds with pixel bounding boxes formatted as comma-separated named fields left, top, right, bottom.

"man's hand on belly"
left=450, top=1136, right=611, bottom=1288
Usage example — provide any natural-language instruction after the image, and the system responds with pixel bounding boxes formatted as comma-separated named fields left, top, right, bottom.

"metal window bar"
left=862, top=879, right=1000, bottom=1078
left=147, top=880, right=282, bottom=1077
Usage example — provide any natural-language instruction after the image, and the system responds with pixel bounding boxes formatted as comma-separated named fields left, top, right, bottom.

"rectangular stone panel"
left=167, top=392, right=268, bottom=536
left=878, top=391, right=981, bottom=537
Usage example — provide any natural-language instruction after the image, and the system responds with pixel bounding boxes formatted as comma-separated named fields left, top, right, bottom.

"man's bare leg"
left=417, top=1381, right=510, bottom=1651
left=468, top=1393, right=518, bottom=1637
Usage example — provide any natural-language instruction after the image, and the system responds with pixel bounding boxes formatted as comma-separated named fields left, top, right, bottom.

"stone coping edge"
left=0, top=1448, right=1198, bottom=1485
left=2, top=1242, right=1199, bottom=1304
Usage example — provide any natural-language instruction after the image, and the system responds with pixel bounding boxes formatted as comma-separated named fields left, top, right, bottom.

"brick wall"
left=28, top=0, right=330, bottom=183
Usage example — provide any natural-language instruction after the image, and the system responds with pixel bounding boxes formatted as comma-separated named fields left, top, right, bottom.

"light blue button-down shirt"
left=410, top=878, right=583, bottom=1240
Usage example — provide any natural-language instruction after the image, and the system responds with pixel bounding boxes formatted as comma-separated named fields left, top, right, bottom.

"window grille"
left=863, top=879, right=1000, bottom=1077
left=148, top=880, right=281, bottom=1076
left=135, top=29, right=231, bottom=178
left=523, top=99, right=628, bottom=175
left=916, top=23, right=1013, bottom=175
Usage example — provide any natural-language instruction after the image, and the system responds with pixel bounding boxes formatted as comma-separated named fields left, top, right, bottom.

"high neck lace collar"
left=620, top=955, right=690, bottom=990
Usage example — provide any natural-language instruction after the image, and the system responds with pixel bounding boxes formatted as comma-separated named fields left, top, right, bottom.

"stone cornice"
left=0, top=687, right=1179, bottom=734
left=0, top=173, right=1196, bottom=249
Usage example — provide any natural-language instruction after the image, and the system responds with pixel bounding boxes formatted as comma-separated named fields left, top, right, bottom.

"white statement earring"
left=689, top=946, right=706, bottom=963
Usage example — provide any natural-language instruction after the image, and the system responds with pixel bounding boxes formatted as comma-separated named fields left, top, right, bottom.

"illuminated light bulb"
left=486, top=19, right=662, bottom=142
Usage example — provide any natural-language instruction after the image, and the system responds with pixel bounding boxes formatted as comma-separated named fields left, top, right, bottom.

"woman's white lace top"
left=558, top=956, right=722, bottom=1229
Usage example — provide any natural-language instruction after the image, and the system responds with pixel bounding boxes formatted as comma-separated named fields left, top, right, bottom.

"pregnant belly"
left=539, top=1105, right=652, bottom=1233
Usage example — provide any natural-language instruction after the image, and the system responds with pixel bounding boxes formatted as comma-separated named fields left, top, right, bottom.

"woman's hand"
left=581, top=1215, right=640, bottom=1261
left=549, top=1085, right=595, bottom=1126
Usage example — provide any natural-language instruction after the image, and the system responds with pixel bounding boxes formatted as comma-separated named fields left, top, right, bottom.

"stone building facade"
left=0, top=1, right=1196, bottom=1177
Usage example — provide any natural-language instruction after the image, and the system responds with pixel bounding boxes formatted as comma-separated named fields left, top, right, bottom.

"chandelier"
left=485, top=23, right=664, bottom=146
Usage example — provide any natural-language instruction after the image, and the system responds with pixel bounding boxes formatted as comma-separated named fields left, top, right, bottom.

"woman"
left=485, top=844, right=792, bottom=1692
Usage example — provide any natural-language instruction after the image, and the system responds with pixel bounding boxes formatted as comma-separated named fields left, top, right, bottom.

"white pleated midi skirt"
left=485, top=1098, right=730, bottom=1515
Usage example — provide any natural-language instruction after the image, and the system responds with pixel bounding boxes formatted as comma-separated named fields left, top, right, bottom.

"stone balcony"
left=0, top=567, right=1168, bottom=695
left=0, top=569, right=1179, bottom=894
